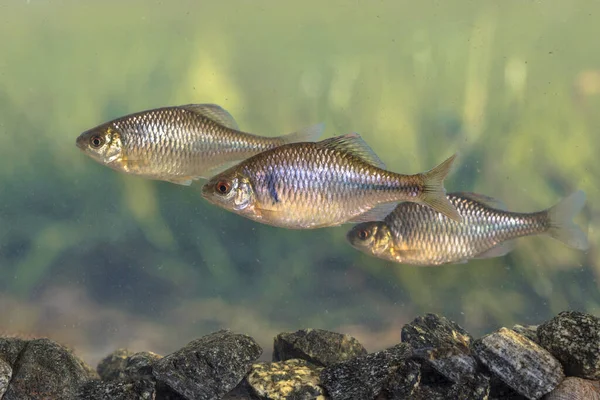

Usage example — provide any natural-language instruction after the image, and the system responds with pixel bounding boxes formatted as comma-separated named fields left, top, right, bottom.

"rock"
left=488, top=374, right=529, bottom=400
left=97, top=349, right=162, bottom=382
left=223, top=379, right=261, bottom=400
left=0, top=358, right=11, bottom=398
left=377, top=359, right=421, bottom=399
left=152, top=330, right=262, bottom=400
left=447, top=373, right=491, bottom=400
left=2, top=338, right=94, bottom=400
left=123, top=351, right=162, bottom=381
left=401, top=313, right=477, bottom=383
left=544, top=377, right=600, bottom=400
left=538, top=311, right=600, bottom=380
left=273, top=328, right=367, bottom=367
left=0, top=337, right=27, bottom=366
left=77, top=379, right=156, bottom=400
left=473, top=327, right=564, bottom=400
left=387, top=372, right=491, bottom=400
left=512, top=325, right=539, bottom=344
left=97, top=348, right=133, bottom=381
left=247, top=359, right=325, bottom=399
left=320, top=343, right=412, bottom=400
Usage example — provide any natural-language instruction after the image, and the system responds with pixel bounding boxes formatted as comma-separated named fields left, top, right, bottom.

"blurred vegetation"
left=0, top=0, right=599, bottom=360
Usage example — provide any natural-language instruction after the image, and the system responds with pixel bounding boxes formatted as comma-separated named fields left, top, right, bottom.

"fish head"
left=76, top=123, right=123, bottom=165
left=201, top=171, right=255, bottom=213
left=346, top=221, right=392, bottom=257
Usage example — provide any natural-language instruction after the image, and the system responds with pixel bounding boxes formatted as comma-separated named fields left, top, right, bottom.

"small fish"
left=346, top=190, right=589, bottom=266
left=201, top=132, right=461, bottom=229
left=76, top=104, right=325, bottom=185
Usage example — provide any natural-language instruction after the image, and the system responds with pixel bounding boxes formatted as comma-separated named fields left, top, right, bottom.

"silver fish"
left=201, top=133, right=462, bottom=229
left=76, top=103, right=324, bottom=185
left=347, top=191, right=589, bottom=265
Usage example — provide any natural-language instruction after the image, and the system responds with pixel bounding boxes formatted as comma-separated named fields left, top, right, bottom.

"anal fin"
left=348, top=203, right=398, bottom=223
left=474, top=240, right=516, bottom=260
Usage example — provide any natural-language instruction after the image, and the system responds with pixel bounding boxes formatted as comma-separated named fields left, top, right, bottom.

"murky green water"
left=0, top=0, right=598, bottom=366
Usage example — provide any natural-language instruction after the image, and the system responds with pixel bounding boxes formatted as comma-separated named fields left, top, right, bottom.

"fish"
left=346, top=190, right=589, bottom=266
left=76, top=103, right=325, bottom=185
left=200, top=132, right=462, bottom=229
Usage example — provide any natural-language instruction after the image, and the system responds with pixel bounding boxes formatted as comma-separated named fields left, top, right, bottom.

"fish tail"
left=419, top=154, right=462, bottom=222
left=279, top=123, right=325, bottom=144
left=546, top=190, right=589, bottom=250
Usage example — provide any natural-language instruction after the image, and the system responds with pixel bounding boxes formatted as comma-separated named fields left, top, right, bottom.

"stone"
left=401, top=313, right=477, bottom=383
left=97, top=348, right=133, bottom=381
left=123, top=351, right=162, bottom=381
left=152, top=330, right=262, bottom=400
left=2, top=338, right=94, bottom=400
left=538, top=311, right=600, bottom=380
left=488, top=374, right=529, bottom=400
left=320, top=343, right=412, bottom=400
left=377, top=359, right=421, bottom=399
left=473, top=327, right=564, bottom=399
left=247, top=359, right=325, bottom=400
left=387, top=372, right=491, bottom=400
left=273, top=328, right=367, bottom=367
left=0, top=358, right=11, bottom=398
left=512, top=325, right=539, bottom=344
left=544, top=377, right=600, bottom=400
left=0, top=337, right=27, bottom=366
left=448, top=373, right=491, bottom=400
left=76, top=379, right=156, bottom=400
left=222, top=379, right=261, bottom=400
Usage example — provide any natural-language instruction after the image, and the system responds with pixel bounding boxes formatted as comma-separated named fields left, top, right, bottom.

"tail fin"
left=280, top=122, right=325, bottom=144
left=546, top=190, right=589, bottom=250
left=419, top=153, right=462, bottom=223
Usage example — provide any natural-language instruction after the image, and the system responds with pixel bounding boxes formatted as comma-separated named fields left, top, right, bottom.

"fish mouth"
left=200, top=183, right=213, bottom=198
left=75, top=133, right=87, bottom=150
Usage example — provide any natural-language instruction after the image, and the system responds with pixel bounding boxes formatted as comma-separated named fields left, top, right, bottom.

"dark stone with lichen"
left=320, top=343, right=412, bottom=400
left=0, top=358, right=11, bottom=398
left=97, top=348, right=133, bottom=381
left=377, top=359, right=421, bottom=399
left=538, top=311, right=600, bottom=380
left=544, top=377, right=600, bottom=400
left=273, top=328, right=367, bottom=367
left=76, top=379, right=156, bottom=400
left=0, top=337, right=27, bottom=366
left=124, top=351, right=162, bottom=381
left=473, top=327, right=563, bottom=399
left=381, top=370, right=491, bottom=400
left=97, top=349, right=162, bottom=382
left=488, top=374, right=528, bottom=400
left=512, top=325, right=539, bottom=344
left=152, top=329, right=262, bottom=400
left=222, top=379, right=261, bottom=400
left=401, top=313, right=477, bottom=384
left=2, top=338, right=95, bottom=400
left=247, top=359, right=325, bottom=399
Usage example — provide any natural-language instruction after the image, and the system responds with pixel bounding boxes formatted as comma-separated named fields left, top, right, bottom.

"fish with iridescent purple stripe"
left=201, top=133, right=461, bottom=229
left=346, top=191, right=589, bottom=265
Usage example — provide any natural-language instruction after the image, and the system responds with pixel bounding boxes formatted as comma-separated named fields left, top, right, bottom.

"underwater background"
left=0, top=0, right=598, bottom=367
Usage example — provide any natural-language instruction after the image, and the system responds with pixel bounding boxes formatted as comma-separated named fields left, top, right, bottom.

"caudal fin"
left=420, top=154, right=462, bottom=223
left=280, top=122, right=325, bottom=144
left=546, top=190, right=589, bottom=250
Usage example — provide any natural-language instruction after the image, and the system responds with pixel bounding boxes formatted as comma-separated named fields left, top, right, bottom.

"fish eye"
left=216, top=180, right=231, bottom=195
left=90, top=135, right=104, bottom=148
left=358, top=229, right=370, bottom=240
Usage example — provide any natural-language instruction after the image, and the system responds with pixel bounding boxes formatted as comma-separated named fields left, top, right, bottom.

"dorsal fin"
left=318, top=133, right=386, bottom=169
left=179, top=104, right=240, bottom=130
left=453, top=192, right=508, bottom=211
